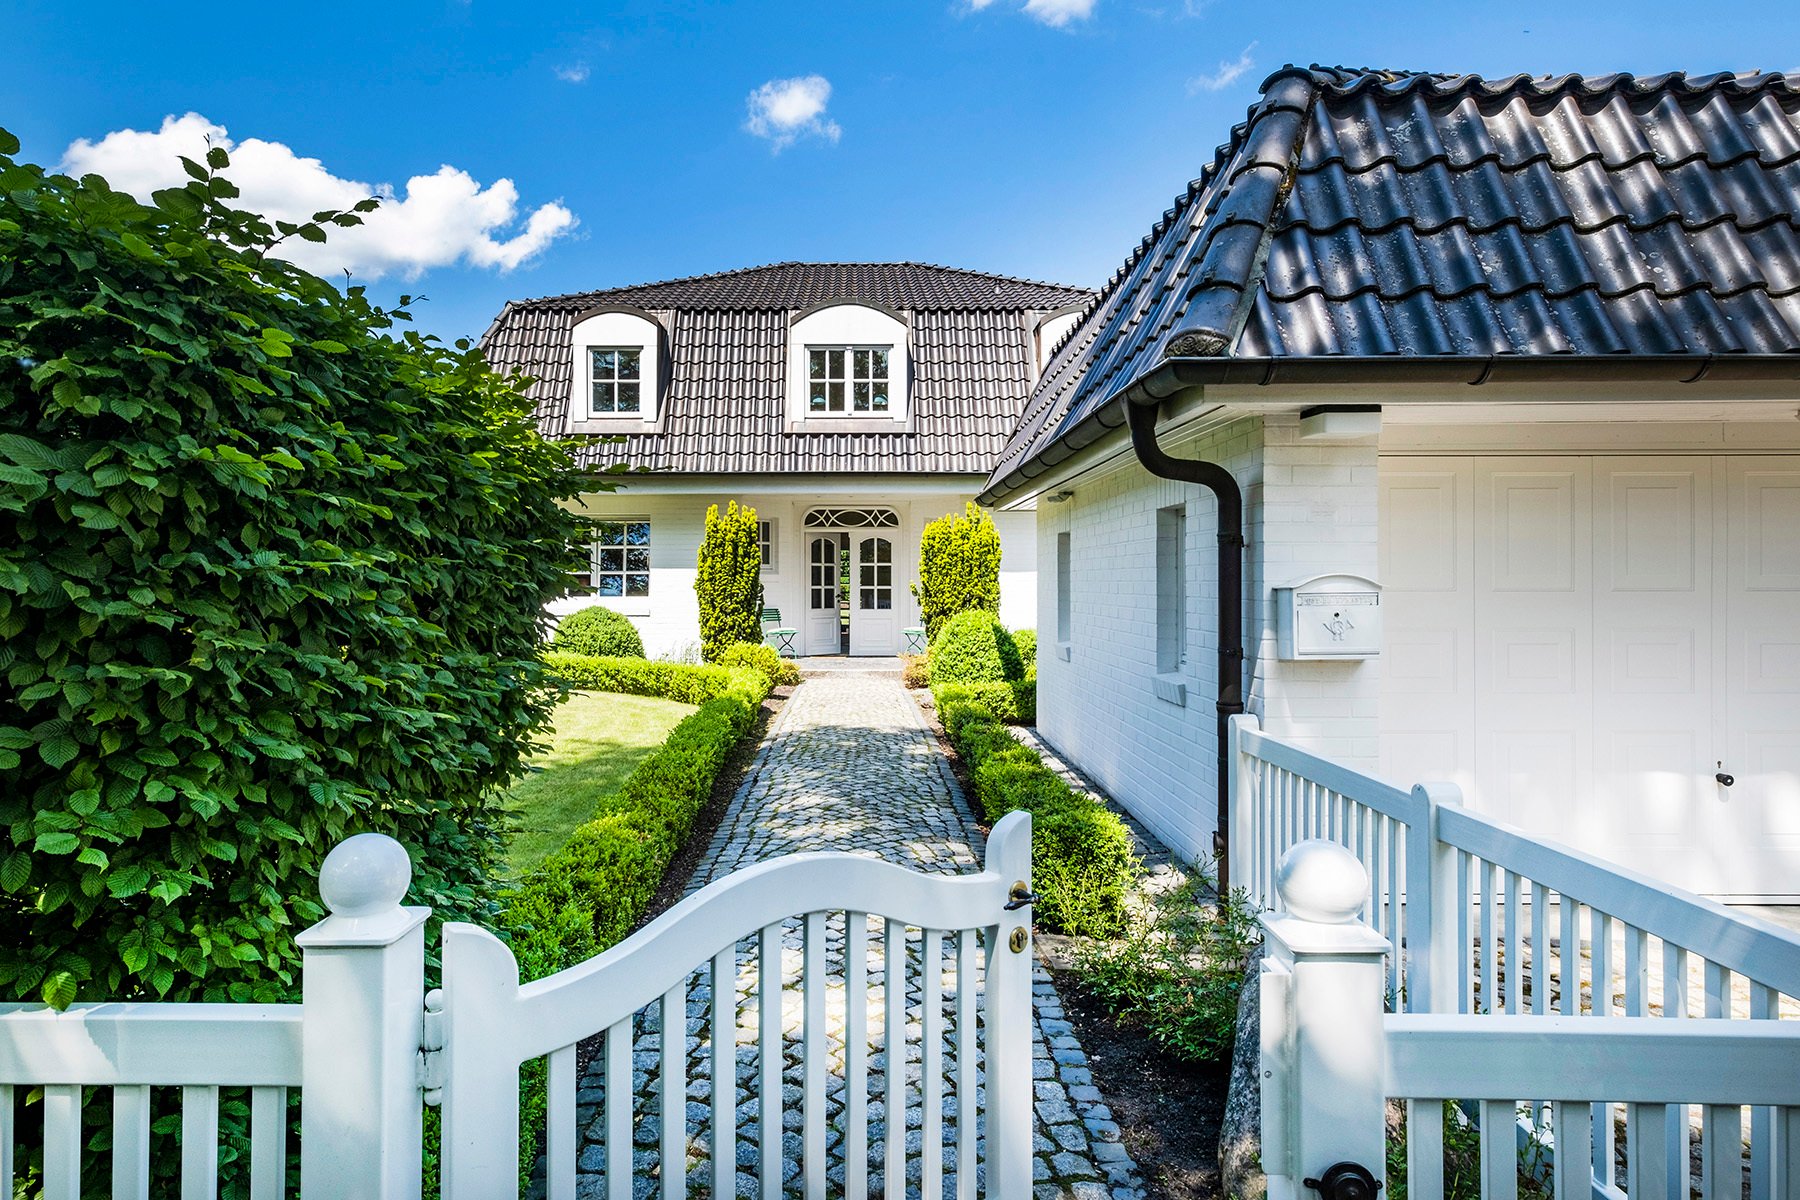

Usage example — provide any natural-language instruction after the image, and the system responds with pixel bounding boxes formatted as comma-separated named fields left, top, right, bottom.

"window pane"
left=592, top=382, right=613, bottom=413
left=876, top=593, right=892, bottom=610
left=810, top=383, right=826, bottom=411
left=599, top=522, right=624, bottom=544
left=860, top=564, right=874, bottom=585
left=591, top=349, right=616, bottom=376
left=616, top=382, right=640, bottom=413
left=828, top=382, right=844, bottom=411
left=861, top=588, right=874, bottom=610
left=828, top=349, right=845, bottom=379
left=853, top=349, right=869, bottom=378
left=599, top=548, right=623, bottom=572
left=626, top=549, right=649, bottom=571
left=616, top=349, right=640, bottom=379
left=809, top=349, right=826, bottom=380
left=870, top=348, right=888, bottom=380
left=876, top=565, right=891, bottom=586
left=597, top=574, right=623, bottom=597
left=626, top=574, right=650, bottom=597
left=871, top=389, right=888, bottom=412
left=625, top=522, right=650, bottom=546
left=853, top=382, right=870, bottom=412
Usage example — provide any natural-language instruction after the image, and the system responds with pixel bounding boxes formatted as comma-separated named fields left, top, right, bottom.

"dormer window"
left=569, top=307, right=664, bottom=429
left=807, top=346, right=891, bottom=414
left=589, top=347, right=642, bottom=414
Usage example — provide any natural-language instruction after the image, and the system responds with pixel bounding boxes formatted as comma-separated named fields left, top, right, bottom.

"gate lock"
left=1304, top=1162, right=1381, bottom=1200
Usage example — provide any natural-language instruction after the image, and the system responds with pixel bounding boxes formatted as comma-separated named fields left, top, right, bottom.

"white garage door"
left=1380, top=454, right=1800, bottom=900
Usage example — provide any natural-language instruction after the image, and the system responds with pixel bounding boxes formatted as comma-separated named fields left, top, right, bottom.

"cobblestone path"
left=553, top=673, right=1143, bottom=1200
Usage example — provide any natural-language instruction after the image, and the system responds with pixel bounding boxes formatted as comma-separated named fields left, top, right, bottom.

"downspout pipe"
left=1124, top=400, right=1245, bottom=894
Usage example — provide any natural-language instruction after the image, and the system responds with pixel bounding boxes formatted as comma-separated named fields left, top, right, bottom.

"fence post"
left=1402, top=782, right=1463, bottom=1015
left=1227, top=713, right=1259, bottom=903
left=294, top=833, right=431, bottom=1200
left=1260, top=840, right=1390, bottom=1200
left=984, top=810, right=1035, bottom=1200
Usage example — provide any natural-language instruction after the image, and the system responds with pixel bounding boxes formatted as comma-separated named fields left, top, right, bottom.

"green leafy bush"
left=913, top=501, right=1001, bottom=643
left=900, top=653, right=931, bottom=689
left=543, top=652, right=757, bottom=706
left=1011, top=628, right=1038, bottom=674
left=717, top=642, right=801, bottom=687
left=549, top=606, right=645, bottom=659
left=0, top=130, right=598, bottom=1012
left=933, top=680, right=1036, bottom=724
left=928, top=610, right=1024, bottom=685
left=694, top=501, right=763, bottom=663
left=939, top=694, right=1134, bottom=936
left=1073, top=876, right=1261, bottom=1062
left=498, top=661, right=770, bottom=1176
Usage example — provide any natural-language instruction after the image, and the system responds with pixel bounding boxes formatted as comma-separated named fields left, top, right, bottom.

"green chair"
left=902, top=626, right=928, bottom=655
left=761, top=607, right=799, bottom=658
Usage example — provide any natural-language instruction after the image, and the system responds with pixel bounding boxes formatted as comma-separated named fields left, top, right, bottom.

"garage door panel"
left=1738, top=470, right=1800, bottom=589
left=1604, top=468, right=1702, bottom=592
left=1482, top=728, right=1582, bottom=832
left=1484, top=466, right=1584, bottom=592
left=1605, top=627, right=1697, bottom=693
left=1488, top=627, right=1581, bottom=695
left=1385, top=471, right=1466, bottom=591
left=1596, top=729, right=1702, bottom=851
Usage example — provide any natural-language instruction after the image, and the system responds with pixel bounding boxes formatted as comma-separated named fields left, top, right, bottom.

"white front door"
left=1380, top=453, right=1800, bottom=899
left=806, top=535, right=843, bottom=655
left=848, top=535, right=898, bottom=656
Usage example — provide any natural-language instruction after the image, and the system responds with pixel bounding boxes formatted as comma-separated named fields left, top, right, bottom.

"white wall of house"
left=549, top=484, right=1038, bottom=659
left=1033, top=412, right=1380, bottom=869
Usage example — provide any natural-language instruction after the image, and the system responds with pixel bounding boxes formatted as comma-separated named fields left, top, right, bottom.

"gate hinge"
left=419, top=987, right=446, bottom=1107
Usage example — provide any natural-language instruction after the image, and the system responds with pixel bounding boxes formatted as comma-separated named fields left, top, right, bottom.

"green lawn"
left=503, top=690, right=695, bottom=876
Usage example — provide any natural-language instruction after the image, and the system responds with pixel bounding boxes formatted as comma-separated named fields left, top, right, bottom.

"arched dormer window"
left=569, top=306, right=664, bottom=429
left=1032, top=305, right=1085, bottom=375
left=787, top=302, right=909, bottom=427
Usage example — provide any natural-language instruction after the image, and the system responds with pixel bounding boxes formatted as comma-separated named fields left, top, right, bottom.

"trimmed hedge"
left=928, top=610, right=1024, bottom=685
left=718, top=642, right=802, bottom=687
left=933, top=680, right=1036, bottom=724
left=1012, top=628, right=1038, bottom=674
left=939, top=693, right=1134, bottom=936
left=496, top=656, right=771, bottom=1177
left=549, top=606, right=646, bottom=659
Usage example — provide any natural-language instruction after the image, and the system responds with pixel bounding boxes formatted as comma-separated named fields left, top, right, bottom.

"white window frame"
left=589, top=519, right=652, bottom=613
left=804, top=344, right=894, bottom=416
left=758, top=519, right=778, bottom=572
left=587, top=346, right=643, bottom=415
left=569, top=309, right=662, bottom=427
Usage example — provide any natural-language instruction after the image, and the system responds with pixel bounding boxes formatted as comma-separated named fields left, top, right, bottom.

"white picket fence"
left=1234, top=715, right=1800, bottom=1200
left=0, top=812, right=1038, bottom=1200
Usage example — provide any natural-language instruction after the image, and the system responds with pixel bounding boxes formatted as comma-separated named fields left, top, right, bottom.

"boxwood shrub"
left=548, top=606, right=646, bottom=659
left=933, top=679, right=1036, bottom=724
left=939, top=693, right=1134, bottom=936
left=717, top=641, right=801, bottom=687
left=928, top=610, right=1024, bottom=685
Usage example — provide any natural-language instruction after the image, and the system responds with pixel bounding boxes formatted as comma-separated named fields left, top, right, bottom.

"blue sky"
left=5, top=1, right=1797, bottom=344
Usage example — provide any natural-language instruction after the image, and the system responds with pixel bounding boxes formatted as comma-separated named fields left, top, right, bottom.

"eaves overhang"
left=977, top=353, right=1800, bottom=508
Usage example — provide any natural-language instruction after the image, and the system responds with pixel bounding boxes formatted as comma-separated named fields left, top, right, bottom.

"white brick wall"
left=1035, top=413, right=1381, bottom=867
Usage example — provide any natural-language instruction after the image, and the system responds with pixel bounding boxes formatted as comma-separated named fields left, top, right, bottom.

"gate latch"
left=1004, top=881, right=1036, bottom=911
left=419, top=988, right=446, bottom=1107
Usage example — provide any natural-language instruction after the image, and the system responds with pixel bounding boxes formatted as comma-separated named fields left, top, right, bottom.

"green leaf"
left=0, top=852, right=29, bottom=892
left=42, top=971, right=78, bottom=1010
left=34, top=832, right=80, bottom=855
left=39, top=733, right=79, bottom=768
left=206, top=145, right=230, bottom=169
left=0, top=126, right=20, bottom=155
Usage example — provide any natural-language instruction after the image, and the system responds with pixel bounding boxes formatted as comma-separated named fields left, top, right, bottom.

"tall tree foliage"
left=693, top=501, right=763, bottom=662
left=0, top=128, right=599, bottom=1009
left=913, top=501, right=1002, bottom=643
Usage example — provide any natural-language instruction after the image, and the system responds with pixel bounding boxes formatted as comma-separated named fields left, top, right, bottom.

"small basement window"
left=591, top=520, right=651, bottom=597
left=807, top=346, right=891, bottom=414
left=1156, top=505, right=1186, bottom=673
left=589, top=348, right=642, bottom=415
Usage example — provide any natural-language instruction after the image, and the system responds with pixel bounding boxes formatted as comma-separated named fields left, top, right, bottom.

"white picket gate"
left=1234, top=715, right=1800, bottom=1200
left=0, top=811, right=1036, bottom=1200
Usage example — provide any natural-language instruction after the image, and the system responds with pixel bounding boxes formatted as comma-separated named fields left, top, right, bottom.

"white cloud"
left=963, top=0, right=1095, bottom=26
left=1188, top=41, right=1257, bottom=92
left=61, top=113, right=576, bottom=280
left=744, top=75, right=842, bottom=151
left=554, top=62, right=591, bottom=83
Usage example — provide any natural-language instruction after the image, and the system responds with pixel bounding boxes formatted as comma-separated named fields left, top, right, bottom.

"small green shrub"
left=929, top=610, right=1024, bottom=684
left=900, top=653, right=931, bottom=689
left=694, top=501, right=764, bottom=662
left=1073, top=876, right=1262, bottom=1062
left=933, top=680, right=1035, bottom=724
left=718, top=642, right=801, bottom=687
left=543, top=652, right=765, bottom=707
left=549, top=606, right=646, bottom=659
left=1012, top=629, right=1038, bottom=673
left=913, top=502, right=1002, bottom=643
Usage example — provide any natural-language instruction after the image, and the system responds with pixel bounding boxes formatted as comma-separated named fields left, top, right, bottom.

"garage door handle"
left=1716, top=771, right=1735, bottom=788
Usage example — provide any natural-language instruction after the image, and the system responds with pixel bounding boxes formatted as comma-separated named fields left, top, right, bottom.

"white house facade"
left=982, top=66, right=1800, bottom=901
left=483, top=263, right=1089, bottom=658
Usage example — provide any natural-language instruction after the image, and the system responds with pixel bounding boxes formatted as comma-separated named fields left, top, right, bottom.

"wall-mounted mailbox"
left=1274, top=574, right=1381, bottom=661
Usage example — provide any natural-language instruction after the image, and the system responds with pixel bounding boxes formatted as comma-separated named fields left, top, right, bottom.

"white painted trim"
left=569, top=310, right=662, bottom=427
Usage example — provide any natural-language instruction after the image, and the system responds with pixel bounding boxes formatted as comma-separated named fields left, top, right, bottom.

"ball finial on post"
left=1274, top=839, right=1369, bottom=924
left=318, top=833, right=413, bottom=918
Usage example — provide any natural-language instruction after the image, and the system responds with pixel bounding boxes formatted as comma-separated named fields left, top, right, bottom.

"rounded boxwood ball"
left=928, top=611, right=1024, bottom=684
left=549, top=606, right=646, bottom=659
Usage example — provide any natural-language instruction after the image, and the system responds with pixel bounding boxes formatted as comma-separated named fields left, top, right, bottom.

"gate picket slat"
left=1665, top=945, right=1693, bottom=1200
left=711, top=946, right=736, bottom=1200
left=1479, top=861, right=1497, bottom=1015
left=113, top=1084, right=151, bottom=1200
left=548, top=1044, right=577, bottom=1200
left=44, top=1083, right=81, bottom=1200
left=1553, top=1099, right=1593, bottom=1200
left=760, top=922, right=783, bottom=1200
left=1, top=1084, right=14, bottom=1200
left=1504, top=871, right=1522, bottom=1013
left=248, top=1085, right=286, bottom=1200
left=1558, top=898, right=1579, bottom=1017
left=1776, top=1107, right=1798, bottom=1200
left=1457, top=852, right=1474, bottom=1014
left=844, top=914, right=870, bottom=1200
left=181, top=1085, right=221, bottom=1200
left=606, top=1016, right=631, bottom=1200
left=1593, top=910, right=1616, bottom=1189
left=1530, top=884, right=1549, bottom=1016
left=1627, top=1102, right=1671, bottom=1200
left=1404, top=1099, right=1444, bottom=1200
left=1702, top=1105, right=1742, bottom=1200
left=1750, top=983, right=1779, bottom=1200
left=803, top=912, right=826, bottom=1200
left=660, top=984, right=685, bottom=1200
left=1480, top=1100, right=1518, bottom=1200
left=956, top=930, right=979, bottom=1200
left=885, top=919, right=907, bottom=1200
left=921, top=928, right=944, bottom=1200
